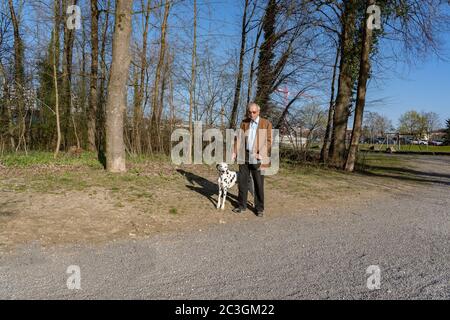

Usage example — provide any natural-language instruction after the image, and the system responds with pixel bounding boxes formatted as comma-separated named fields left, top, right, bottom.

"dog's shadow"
left=176, top=169, right=241, bottom=209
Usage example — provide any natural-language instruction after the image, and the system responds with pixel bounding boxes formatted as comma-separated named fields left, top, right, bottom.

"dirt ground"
left=0, top=154, right=435, bottom=252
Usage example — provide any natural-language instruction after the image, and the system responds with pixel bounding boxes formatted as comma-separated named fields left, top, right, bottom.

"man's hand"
left=231, top=152, right=237, bottom=161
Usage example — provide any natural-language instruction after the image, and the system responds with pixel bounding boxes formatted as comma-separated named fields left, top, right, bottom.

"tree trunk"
left=246, top=22, right=263, bottom=107
left=0, top=64, right=15, bottom=150
left=320, top=42, right=340, bottom=162
left=329, top=0, right=358, bottom=169
left=345, top=0, right=375, bottom=172
left=98, top=0, right=111, bottom=154
left=158, top=56, right=169, bottom=153
left=61, top=0, right=77, bottom=149
left=53, top=25, right=61, bottom=159
left=188, top=0, right=197, bottom=160
left=255, top=0, right=278, bottom=116
left=229, top=0, right=249, bottom=129
left=150, top=0, right=170, bottom=152
left=79, top=22, right=88, bottom=148
left=105, top=0, right=133, bottom=172
left=133, top=0, right=152, bottom=155
left=168, top=50, right=175, bottom=133
left=132, top=65, right=140, bottom=154
left=88, top=0, right=99, bottom=152
left=8, top=0, right=25, bottom=152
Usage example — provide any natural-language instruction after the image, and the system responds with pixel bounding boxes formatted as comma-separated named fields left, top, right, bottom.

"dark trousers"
left=238, top=160, right=264, bottom=212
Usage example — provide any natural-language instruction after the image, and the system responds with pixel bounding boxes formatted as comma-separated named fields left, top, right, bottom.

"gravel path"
left=1, top=155, right=449, bottom=299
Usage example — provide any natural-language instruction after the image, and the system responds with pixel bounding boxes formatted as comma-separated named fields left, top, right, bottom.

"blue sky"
left=198, top=0, right=450, bottom=128
left=368, top=46, right=450, bottom=126
left=16, top=0, right=449, bottom=127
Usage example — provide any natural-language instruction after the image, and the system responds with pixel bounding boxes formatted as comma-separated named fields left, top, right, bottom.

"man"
left=232, top=102, right=272, bottom=217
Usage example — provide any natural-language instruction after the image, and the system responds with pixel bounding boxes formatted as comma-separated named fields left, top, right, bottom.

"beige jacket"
left=234, top=117, right=273, bottom=168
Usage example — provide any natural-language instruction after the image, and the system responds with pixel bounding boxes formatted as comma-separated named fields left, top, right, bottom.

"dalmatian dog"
left=216, top=162, right=237, bottom=210
left=215, top=162, right=255, bottom=210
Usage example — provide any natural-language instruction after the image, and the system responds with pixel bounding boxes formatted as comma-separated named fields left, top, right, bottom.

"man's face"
left=248, top=105, right=260, bottom=121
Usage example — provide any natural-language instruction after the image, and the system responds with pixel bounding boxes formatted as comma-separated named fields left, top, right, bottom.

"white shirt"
left=247, top=116, right=259, bottom=152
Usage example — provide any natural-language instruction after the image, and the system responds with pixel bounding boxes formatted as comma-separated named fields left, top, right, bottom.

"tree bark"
left=61, top=0, right=77, bottom=149
left=133, top=0, right=152, bottom=155
left=320, top=42, right=340, bottom=162
left=255, top=0, right=278, bottom=116
left=88, top=0, right=99, bottom=152
left=329, top=0, right=358, bottom=169
left=188, top=0, right=197, bottom=160
left=98, top=0, right=112, bottom=154
left=0, top=63, right=15, bottom=150
left=105, top=0, right=133, bottom=172
left=53, top=23, right=61, bottom=158
left=168, top=50, right=175, bottom=133
left=132, top=65, right=140, bottom=154
left=150, top=0, right=171, bottom=151
left=79, top=22, right=88, bottom=149
left=246, top=22, right=263, bottom=107
left=8, top=0, right=25, bottom=152
left=345, top=0, right=375, bottom=172
left=229, top=0, right=249, bottom=129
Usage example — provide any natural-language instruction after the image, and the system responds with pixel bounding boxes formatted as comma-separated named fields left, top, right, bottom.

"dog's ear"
left=216, top=163, right=220, bottom=170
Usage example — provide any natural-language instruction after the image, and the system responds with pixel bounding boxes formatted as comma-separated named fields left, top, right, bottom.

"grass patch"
left=270, top=159, right=362, bottom=196
left=127, top=153, right=171, bottom=164
left=355, top=152, right=425, bottom=183
left=0, top=151, right=403, bottom=204
left=0, top=151, right=103, bottom=168
left=0, top=151, right=174, bottom=169
left=169, top=207, right=178, bottom=215
left=357, top=152, right=403, bottom=169
left=359, top=144, right=450, bottom=153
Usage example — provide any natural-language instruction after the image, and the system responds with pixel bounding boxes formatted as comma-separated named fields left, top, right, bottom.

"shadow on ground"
left=176, top=169, right=240, bottom=209
left=360, top=165, right=450, bottom=186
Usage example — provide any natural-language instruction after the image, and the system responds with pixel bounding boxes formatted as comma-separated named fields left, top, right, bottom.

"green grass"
left=127, top=153, right=171, bottom=164
left=355, top=153, right=434, bottom=185
left=355, top=152, right=420, bottom=179
left=272, top=158, right=363, bottom=196
left=0, top=150, right=424, bottom=199
left=0, top=151, right=103, bottom=168
left=0, top=151, right=184, bottom=224
left=357, top=152, right=403, bottom=167
left=359, top=144, right=450, bottom=153
left=0, top=151, right=174, bottom=169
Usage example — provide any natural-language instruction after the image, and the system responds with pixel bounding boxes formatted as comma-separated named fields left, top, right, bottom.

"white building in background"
left=280, top=135, right=307, bottom=147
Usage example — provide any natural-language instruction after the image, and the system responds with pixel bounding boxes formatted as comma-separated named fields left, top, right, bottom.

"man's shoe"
left=232, top=207, right=246, bottom=213
left=256, top=211, right=264, bottom=217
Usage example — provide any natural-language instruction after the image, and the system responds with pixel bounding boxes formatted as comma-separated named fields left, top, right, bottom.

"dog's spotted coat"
left=216, top=163, right=237, bottom=210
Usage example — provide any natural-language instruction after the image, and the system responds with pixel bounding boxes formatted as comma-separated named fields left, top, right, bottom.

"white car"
left=412, top=140, right=428, bottom=145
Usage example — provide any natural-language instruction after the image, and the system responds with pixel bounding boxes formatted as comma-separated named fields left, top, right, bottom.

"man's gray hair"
left=247, top=102, right=260, bottom=111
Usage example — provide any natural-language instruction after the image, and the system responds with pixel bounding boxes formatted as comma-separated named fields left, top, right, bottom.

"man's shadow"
left=176, top=169, right=242, bottom=209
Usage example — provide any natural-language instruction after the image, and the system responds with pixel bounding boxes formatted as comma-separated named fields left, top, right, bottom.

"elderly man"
left=232, top=102, right=272, bottom=217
